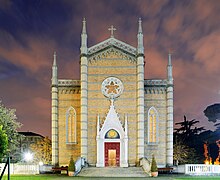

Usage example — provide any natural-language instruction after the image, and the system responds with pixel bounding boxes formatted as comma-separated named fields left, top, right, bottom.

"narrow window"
left=66, top=107, right=76, bottom=144
left=148, top=107, right=158, bottom=144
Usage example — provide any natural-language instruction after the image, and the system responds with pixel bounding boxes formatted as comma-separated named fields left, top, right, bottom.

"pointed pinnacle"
left=53, top=51, right=57, bottom=66
left=168, top=52, right=172, bottom=66
left=138, top=18, right=142, bottom=33
left=82, top=18, right=87, bottom=34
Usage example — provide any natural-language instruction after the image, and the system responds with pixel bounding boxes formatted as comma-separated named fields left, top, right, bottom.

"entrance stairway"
left=78, top=167, right=149, bottom=177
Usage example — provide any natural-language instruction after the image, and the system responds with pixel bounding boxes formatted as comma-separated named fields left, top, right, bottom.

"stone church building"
left=51, top=19, right=173, bottom=168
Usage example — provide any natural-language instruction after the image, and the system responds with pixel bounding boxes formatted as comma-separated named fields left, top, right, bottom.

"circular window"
left=101, top=77, right=124, bottom=99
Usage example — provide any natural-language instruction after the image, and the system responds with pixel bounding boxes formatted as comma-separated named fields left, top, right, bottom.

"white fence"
left=185, top=164, right=220, bottom=175
left=0, top=163, right=39, bottom=175
left=174, top=164, right=220, bottom=175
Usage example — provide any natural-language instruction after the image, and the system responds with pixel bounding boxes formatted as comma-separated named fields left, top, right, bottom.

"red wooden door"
left=105, top=142, right=120, bottom=166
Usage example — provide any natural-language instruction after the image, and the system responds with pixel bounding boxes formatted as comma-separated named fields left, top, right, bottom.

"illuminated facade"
left=51, top=19, right=174, bottom=167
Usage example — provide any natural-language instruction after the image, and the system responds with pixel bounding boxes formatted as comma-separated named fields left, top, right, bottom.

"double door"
left=104, top=142, right=120, bottom=166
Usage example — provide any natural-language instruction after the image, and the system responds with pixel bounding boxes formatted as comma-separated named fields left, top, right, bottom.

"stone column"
left=166, top=53, right=173, bottom=166
left=80, top=18, right=88, bottom=159
left=137, top=18, right=145, bottom=160
left=137, top=55, right=145, bottom=160
left=51, top=52, right=58, bottom=165
left=80, top=55, right=88, bottom=159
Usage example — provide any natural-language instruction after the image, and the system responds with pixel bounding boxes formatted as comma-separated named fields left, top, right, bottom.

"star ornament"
left=105, top=81, right=119, bottom=94
left=101, top=77, right=124, bottom=99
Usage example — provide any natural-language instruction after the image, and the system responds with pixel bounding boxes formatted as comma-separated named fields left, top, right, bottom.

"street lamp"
left=24, top=152, right=33, bottom=162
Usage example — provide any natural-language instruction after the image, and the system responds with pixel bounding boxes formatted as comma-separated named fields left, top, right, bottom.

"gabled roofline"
left=88, top=37, right=136, bottom=56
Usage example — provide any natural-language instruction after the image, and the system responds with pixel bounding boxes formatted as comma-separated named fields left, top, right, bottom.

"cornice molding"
left=144, top=79, right=167, bottom=87
left=58, top=79, right=80, bottom=87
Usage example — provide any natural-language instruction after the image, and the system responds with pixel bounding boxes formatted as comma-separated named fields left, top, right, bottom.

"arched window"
left=66, top=107, right=76, bottom=144
left=148, top=107, right=159, bottom=144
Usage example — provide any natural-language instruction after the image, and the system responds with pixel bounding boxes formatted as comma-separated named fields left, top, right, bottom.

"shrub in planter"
left=151, top=155, right=158, bottom=177
left=68, top=156, right=75, bottom=176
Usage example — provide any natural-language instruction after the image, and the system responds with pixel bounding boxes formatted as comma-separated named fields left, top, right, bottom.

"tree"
left=150, top=155, right=158, bottom=172
left=175, top=115, right=205, bottom=144
left=0, top=125, right=8, bottom=159
left=204, top=104, right=220, bottom=123
left=174, top=140, right=199, bottom=165
left=30, top=136, right=52, bottom=164
left=174, top=116, right=205, bottom=163
left=0, top=101, right=22, bottom=157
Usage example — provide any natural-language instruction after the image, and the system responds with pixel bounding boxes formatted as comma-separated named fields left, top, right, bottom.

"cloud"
left=1, top=0, right=220, bottom=137
left=191, top=31, right=220, bottom=74
left=0, top=0, right=11, bottom=10
left=0, top=32, right=56, bottom=73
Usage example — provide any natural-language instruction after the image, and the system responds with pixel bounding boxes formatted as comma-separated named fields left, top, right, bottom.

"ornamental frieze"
left=144, top=87, right=166, bottom=94
left=88, top=47, right=136, bottom=63
left=59, top=88, right=80, bottom=94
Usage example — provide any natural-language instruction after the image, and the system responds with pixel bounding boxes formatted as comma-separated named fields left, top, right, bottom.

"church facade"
left=51, top=19, right=173, bottom=168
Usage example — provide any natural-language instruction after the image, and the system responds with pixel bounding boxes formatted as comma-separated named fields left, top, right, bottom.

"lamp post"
left=24, top=152, right=33, bottom=162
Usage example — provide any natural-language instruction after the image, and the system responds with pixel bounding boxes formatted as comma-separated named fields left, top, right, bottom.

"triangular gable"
left=88, top=37, right=136, bottom=57
left=99, top=100, right=125, bottom=139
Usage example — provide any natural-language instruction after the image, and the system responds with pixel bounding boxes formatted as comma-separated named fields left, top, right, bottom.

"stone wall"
left=58, top=87, right=81, bottom=166
left=144, top=91, right=167, bottom=166
left=87, top=51, right=137, bottom=165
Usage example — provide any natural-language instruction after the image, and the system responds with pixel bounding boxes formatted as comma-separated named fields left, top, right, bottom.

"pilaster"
left=137, top=18, right=145, bottom=160
left=166, top=53, right=173, bottom=166
left=51, top=52, right=58, bottom=165
left=80, top=18, right=88, bottom=160
left=137, top=56, right=145, bottom=160
left=80, top=55, right=88, bottom=159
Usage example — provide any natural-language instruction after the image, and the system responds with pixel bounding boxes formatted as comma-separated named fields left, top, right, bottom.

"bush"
left=68, top=156, right=75, bottom=172
left=151, top=155, right=158, bottom=172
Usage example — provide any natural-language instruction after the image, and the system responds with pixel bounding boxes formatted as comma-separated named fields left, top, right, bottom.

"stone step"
left=78, top=167, right=149, bottom=177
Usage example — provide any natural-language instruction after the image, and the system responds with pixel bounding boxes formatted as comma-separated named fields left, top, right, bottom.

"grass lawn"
left=2, top=174, right=220, bottom=180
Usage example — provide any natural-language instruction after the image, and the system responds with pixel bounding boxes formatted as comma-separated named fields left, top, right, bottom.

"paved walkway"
left=78, top=167, right=149, bottom=177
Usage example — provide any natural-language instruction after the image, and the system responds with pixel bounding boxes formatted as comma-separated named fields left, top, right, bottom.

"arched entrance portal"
left=104, top=129, right=120, bottom=166
left=96, top=81, right=128, bottom=167
left=96, top=102, right=128, bottom=167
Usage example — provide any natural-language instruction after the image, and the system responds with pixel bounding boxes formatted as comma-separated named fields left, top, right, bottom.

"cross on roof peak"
left=108, top=25, right=116, bottom=38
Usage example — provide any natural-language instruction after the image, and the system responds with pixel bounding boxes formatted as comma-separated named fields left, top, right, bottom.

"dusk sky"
left=0, top=0, right=220, bottom=137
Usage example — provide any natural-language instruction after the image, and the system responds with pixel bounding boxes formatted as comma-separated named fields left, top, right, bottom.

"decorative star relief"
left=101, top=77, right=124, bottom=99
left=106, top=81, right=119, bottom=94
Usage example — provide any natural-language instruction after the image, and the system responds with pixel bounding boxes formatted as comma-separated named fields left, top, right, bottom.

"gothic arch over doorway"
left=96, top=100, right=128, bottom=167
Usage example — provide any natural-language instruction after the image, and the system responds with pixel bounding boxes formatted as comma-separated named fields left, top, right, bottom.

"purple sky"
left=0, top=0, right=220, bottom=137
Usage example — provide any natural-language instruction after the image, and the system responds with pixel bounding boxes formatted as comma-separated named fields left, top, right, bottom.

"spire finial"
left=81, top=18, right=88, bottom=55
left=167, top=50, right=173, bottom=84
left=168, top=49, right=173, bottom=66
left=137, top=18, right=144, bottom=55
left=53, top=51, right=57, bottom=66
left=108, top=25, right=116, bottom=38
left=138, top=18, right=142, bottom=34
left=52, top=51, right=58, bottom=85
left=82, top=18, right=86, bottom=34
